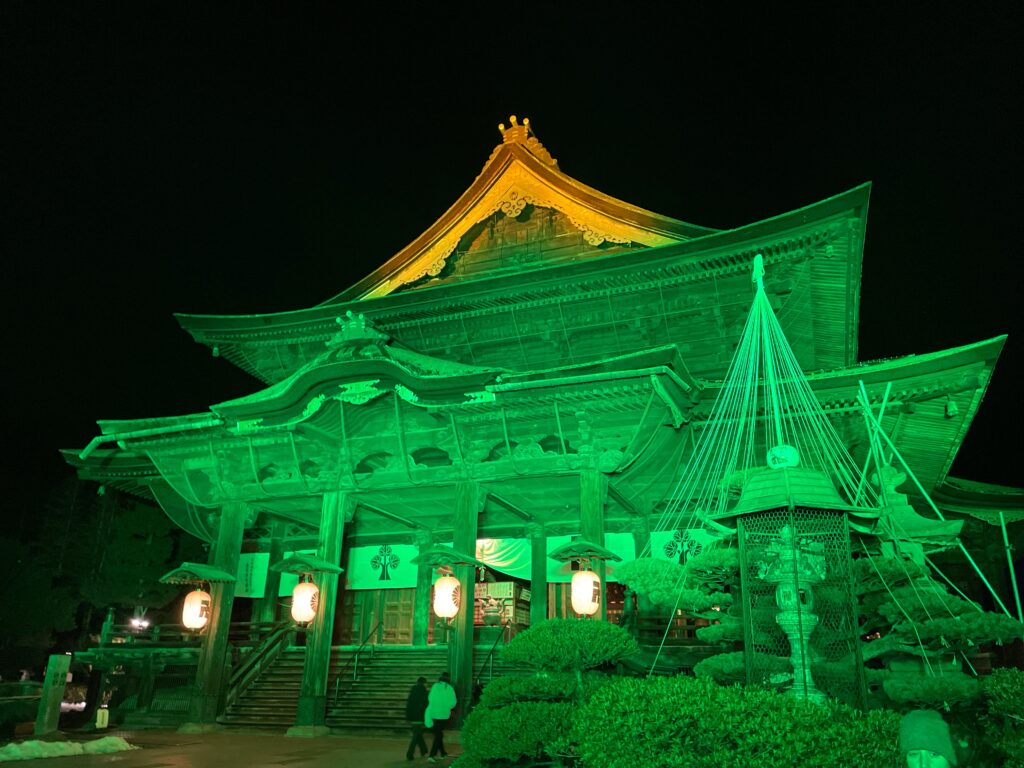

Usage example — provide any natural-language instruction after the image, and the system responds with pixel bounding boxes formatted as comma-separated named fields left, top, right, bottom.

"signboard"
left=235, top=552, right=269, bottom=598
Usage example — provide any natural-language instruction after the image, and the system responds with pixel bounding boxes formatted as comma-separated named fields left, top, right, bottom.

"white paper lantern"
left=433, top=574, right=460, bottom=619
left=182, top=589, right=212, bottom=630
left=571, top=570, right=601, bottom=616
left=291, top=580, right=320, bottom=624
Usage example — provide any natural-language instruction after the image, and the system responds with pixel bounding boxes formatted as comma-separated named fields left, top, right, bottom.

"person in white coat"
left=424, top=671, right=457, bottom=762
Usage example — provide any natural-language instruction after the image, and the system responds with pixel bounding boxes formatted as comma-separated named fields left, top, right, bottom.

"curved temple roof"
left=175, top=120, right=870, bottom=384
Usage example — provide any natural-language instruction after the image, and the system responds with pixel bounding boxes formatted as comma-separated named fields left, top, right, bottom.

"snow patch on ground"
left=0, top=736, right=137, bottom=761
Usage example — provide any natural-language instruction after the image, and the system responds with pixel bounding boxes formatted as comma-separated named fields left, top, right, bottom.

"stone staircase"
left=219, top=647, right=357, bottom=728
left=327, top=647, right=448, bottom=732
left=218, top=646, right=449, bottom=732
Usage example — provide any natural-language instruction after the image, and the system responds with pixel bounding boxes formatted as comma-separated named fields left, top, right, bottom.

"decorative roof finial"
left=495, top=115, right=557, bottom=167
left=498, top=114, right=531, bottom=143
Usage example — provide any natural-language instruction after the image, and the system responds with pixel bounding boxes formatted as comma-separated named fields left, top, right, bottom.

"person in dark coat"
left=404, top=676, right=429, bottom=761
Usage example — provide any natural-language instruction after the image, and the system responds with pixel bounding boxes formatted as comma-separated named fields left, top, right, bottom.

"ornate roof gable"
left=326, top=116, right=716, bottom=301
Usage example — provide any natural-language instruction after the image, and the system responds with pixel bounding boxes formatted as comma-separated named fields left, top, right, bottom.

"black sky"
left=2, top=6, right=1021, bottom=516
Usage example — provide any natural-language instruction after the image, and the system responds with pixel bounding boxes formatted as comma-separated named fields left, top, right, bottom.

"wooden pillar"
left=580, top=470, right=609, bottom=621
left=630, top=516, right=650, bottom=560
left=185, top=501, right=247, bottom=727
left=257, top=519, right=286, bottom=625
left=527, top=523, right=548, bottom=627
left=449, top=481, right=482, bottom=723
left=413, top=529, right=434, bottom=647
left=290, top=492, right=350, bottom=736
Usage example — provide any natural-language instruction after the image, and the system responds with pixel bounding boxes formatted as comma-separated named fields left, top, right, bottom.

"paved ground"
left=16, top=730, right=462, bottom=767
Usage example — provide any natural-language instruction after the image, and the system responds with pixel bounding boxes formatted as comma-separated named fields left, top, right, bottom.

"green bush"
left=876, top=585, right=976, bottom=625
left=882, top=670, right=981, bottom=707
left=682, top=547, right=739, bottom=590
left=479, top=671, right=579, bottom=708
left=692, top=651, right=789, bottom=685
left=979, top=668, right=1024, bottom=768
left=852, top=557, right=928, bottom=594
left=501, top=619, right=638, bottom=672
left=908, top=614, right=1024, bottom=647
left=615, top=558, right=689, bottom=607
left=573, top=675, right=902, bottom=768
left=460, top=701, right=575, bottom=765
left=695, top=615, right=743, bottom=644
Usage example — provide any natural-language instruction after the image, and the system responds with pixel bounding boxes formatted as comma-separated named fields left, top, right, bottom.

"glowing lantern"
left=291, top=580, right=320, bottom=624
left=571, top=570, right=601, bottom=616
left=433, top=574, right=460, bottom=619
left=182, top=588, right=212, bottom=630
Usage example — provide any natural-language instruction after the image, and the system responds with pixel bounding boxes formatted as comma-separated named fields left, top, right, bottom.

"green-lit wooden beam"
left=183, top=501, right=247, bottom=729
left=487, top=492, right=534, bottom=521
left=358, top=502, right=424, bottom=530
left=412, top=529, right=434, bottom=647
left=607, top=483, right=644, bottom=518
left=580, top=470, right=609, bottom=621
left=449, top=482, right=484, bottom=723
left=527, top=523, right=548, bottom=625
left=289, top=492, right=352, bottom=736
left=258, top=519, right=286, bottom=624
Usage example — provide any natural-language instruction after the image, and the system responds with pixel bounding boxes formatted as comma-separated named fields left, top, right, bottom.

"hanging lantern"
left=571, top=570, right=601, bottom=616
left=182, top=588, right=212, bottom=630
left=433, top=574, right=461, bottom=619
left=291, top=579, right=320, bottom=624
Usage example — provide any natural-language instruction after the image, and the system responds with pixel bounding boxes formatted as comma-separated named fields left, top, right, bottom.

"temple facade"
left=65, top=116, right=1011, bottom=731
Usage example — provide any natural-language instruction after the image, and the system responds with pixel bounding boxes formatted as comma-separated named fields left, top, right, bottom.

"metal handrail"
left=474, top=620, right=511, bottom=688
left=330, top=620, right=382, bottom=705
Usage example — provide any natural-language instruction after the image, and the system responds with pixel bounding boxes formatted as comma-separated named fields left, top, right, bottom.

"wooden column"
left=186, top=501, right=247, bottom=727
left=449, top=481, right=482, bottom=723
left=257, top=518, right=286, bottom=625
left=412, top=529, right=434, bottom=647
left=527, top=523, right=548, bottom=626
left=580, top=470, right=609, bottom=621
left=290, top=492, right=350, bottom=736
left=630, top=516, right=650, bottom=560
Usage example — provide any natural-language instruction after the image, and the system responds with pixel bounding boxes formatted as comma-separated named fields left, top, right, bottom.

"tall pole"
left=258, top=518, right=286, bottom=625
left=291, top=492, right=350, bottom=736
left=185, top=501, right=247, bottom=728
left=580, top=469, right=608, bottom=621
left=999, top=512, right=1023, bottom=623
left=527, top=523, right=548, bottom=626
left=412, top=529, right=434, bottom=646
left=449, top=482, right=482, bottom=723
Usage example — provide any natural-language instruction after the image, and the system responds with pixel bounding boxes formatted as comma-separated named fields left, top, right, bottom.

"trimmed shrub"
left=882, top=670, right=981, bottom=707
left=695, top=615, right=743, bottom=644
left=908, top=614, right=1024, bottom=647
left=615, top=558, right=731, bottom=612
left=573, top=675, right=902, bottom=768
left=692, top=650, right=789, bottom=685
left=459, top=701, right=575, bottom=765
left=478, top=671, right=579, bottom=709
left=501, top=619, right=638, bottom=672
left=979, top=668, right=1024, bottom=768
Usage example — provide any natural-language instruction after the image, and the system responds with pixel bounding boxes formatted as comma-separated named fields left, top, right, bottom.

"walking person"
left=424, top=671, right=457, bottom=763
left=404, top=676, right=429, bottom=761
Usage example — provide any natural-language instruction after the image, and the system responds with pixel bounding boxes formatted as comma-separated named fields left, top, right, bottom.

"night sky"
left=3, top=6, right=1021, bottom=519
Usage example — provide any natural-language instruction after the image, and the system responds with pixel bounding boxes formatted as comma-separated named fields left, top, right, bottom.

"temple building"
left=64, top=116, right=1014, bottom=732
